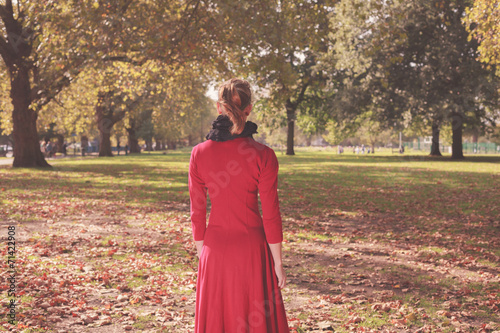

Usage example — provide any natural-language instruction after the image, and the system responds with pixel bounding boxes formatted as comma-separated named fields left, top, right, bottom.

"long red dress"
left=189, top=136, right=290, bottom=333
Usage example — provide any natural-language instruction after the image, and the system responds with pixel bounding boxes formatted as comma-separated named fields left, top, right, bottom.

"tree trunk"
left=285, top=100, right=295, bottom=156
left=1, top=1, right=49, bottom=168
left=127, top=128, right=141, bottom=153
left=167, top=140, right=176, bottom=150
left=96, top=94, right=114, bottom=157
left=429, top=122, right=442, bottom=156
left=155, top=138, right=162, bottom=151
left=145, top=139, right=153, bottom=152
left=11, top=66, right=51, bottom=168
left=81, top=136, right=89, bottom=156
left=451, top=114, right=465, bottom=160
left=96, top=91, right=125, bottom=157
left=99, top=128, right=113, bottom=157
left=371, top=143, right=375, bottom=154
left=57, top=135, right=64, bottom=153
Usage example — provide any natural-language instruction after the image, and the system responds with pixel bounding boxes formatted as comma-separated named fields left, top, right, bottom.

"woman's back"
left=190, top=136, right=283, bottom=244
left=189, top=78, right=289, bottom=333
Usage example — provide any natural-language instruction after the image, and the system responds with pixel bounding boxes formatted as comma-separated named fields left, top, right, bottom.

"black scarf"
left=205, top=115, right=258, bottom=142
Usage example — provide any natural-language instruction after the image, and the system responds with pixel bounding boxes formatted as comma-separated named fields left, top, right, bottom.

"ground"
left=0, top=148, right=499, bottom=332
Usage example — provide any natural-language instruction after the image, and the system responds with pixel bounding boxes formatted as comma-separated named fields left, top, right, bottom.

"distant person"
left=125, top=144, right=129, bottom=156
left=117, top=141, right=121, bottom=156
left=46, top=141, right=53, bottom=158
left=41, top=142, right=46, bottom=156
left=367, top=147, right=371, bottom=154
left=361, top=144, right=365, bottom=154
left=62, top=142, right=67, bottom=156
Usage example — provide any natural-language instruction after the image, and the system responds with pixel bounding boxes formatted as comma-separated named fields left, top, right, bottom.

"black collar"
left=206, top=115, right=258, bottom=142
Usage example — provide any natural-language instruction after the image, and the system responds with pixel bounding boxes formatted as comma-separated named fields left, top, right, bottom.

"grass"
left=0, top=150, right=499, bottom=332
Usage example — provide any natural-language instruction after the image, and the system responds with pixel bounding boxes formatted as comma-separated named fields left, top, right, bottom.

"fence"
left=403, top=141, right=500, bottom=154
left=462, top=142, right=499, bottom=154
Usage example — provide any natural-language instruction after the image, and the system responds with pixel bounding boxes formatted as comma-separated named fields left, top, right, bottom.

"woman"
left=189, top=78, right=290, bottom=332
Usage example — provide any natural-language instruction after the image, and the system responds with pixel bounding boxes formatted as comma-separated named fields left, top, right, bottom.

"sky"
left=205, top=85, right=218, bottom=101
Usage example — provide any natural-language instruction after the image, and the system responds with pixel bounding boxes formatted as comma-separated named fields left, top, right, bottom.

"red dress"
left=189, top=136, right=290, bottom=333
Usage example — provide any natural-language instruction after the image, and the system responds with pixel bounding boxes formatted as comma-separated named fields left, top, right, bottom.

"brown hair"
left=217, top=78, right=252, bottom=135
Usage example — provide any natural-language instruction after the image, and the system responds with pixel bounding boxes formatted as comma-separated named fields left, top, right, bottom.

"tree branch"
left=0, top=1, right=15, bottom=28
left=5, top=0, right=13, bottom=14
left=0, top=34, right=9, bottom=59
left=111, top=110, right=127, bottom=125
left=52, top=96, right=64, bottom=108
left=120, top=0, right=134, bottom=14
left=290, top=80, right=310, bottom=109
left=165, top=0, right=202, bottom=62
left=101, top=55, right=145, bottom=66
left=33, top=57, right=86, bottom=111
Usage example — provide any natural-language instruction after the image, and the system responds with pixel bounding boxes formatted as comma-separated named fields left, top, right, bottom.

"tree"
left=0, top=1, right=98, bottom=167
left=226, top=0, right=335, bottom=155
left=93, top=61, right=157, bottom=156
left=36, top=64, right=99, bottom=157
left=328, top=0, right=500, bottom=159
left=151, top=67, right=214, bottom=149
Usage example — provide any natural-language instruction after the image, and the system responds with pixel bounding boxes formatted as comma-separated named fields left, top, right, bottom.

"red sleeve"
left=188, top=146, right=207, bottom=241
left=258, top=148, right=283, bottom=244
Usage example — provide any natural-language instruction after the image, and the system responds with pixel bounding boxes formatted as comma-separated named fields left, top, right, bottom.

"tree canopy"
left=326, top=0, right=500, bottom=158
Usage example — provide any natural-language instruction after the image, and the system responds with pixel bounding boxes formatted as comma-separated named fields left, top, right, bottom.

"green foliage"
left=328, top=0, right=500, bottom=146
left=322, top=110, right=392, bottom=147
left=322, top=118, right=351, bottom=145
left=231, top=0, right=336, bottom=146
left=464, top=0, right=500, bottom=68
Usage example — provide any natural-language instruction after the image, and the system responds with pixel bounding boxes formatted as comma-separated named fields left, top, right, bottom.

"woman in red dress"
left=188, top=78, right=290, bottom=332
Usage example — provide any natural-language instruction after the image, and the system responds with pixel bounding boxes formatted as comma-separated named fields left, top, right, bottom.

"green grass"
left=0, top=150, right=499, bottom=332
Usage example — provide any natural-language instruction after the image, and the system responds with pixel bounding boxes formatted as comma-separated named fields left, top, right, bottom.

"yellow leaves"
left=405, top=312, right=418, bottom=321
left=464, top=0, right=500, bottom=66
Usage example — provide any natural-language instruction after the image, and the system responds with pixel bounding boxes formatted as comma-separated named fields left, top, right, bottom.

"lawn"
left=0, top=150, right=499, bottom=332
